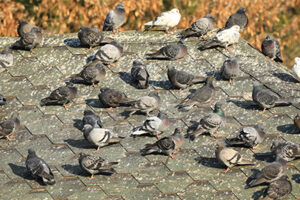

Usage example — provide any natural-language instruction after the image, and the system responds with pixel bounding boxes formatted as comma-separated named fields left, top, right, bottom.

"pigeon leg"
left=63, top=104, right=69, bottom=110
left=229, top=79, right=233, bottom=84
left=210, top=131, right=218, bottom=138
left=164, top=28, right=170, bottom=34
left=169, top=154, right=176, bottom=159
left=259, top=108, right=266, bottom=114
left=222, top=168, right=230, bottom=173
left=106, top=107, right=113, bottom=111
left=94, top=146, right=100, bottom=153
left=209, top=99, right=214, bottom=103
left=88, top=174, right=94, bottom=180
left=173, top=151, right=179, bottom=154
left=7, top=135, right=15, bottom=141
left=92, top=83, right=98, bottom=88
left=252, top=146, right=258, bottom=150
left=156, top=135, right=161, bottom=139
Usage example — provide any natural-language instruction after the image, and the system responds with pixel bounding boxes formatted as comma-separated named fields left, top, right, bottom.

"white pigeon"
left=144, top=8, right=181, bottom=33
left=292, top=57, right=300, bottom=82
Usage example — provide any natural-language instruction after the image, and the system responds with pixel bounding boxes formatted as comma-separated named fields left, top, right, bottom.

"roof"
left=0, top=30, right=300, bottom=199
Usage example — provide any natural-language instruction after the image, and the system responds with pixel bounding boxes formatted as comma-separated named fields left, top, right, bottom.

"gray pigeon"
left=146, top=40, right=187, bottom=60
left=26, top=149, right=55, bottom=185
left=140, top=128, right=184, bottom=158
left=260, top=175, right=292, bottom=200
left=199, top=25, right=240, bottom=50
left=0, top=112, right=20, bottom=141
left=0, top=49, right=13, bottom=68
left=167, top=65, right=206, bottom=89
left=189, top=102, right=225, bottom=140
left=132, top=112, right=170, bottom=138
left=17, top=20, right=40, bottom=37
left=224, top=8, right=248, bottom=30
left=0, top=93, right=6, bottom=106
left=98, top=87, right=136, bottom=108
left=226, top=125, right=266, bottom=149
left=78, top=152, right=118, bottom=179
left=71, top=60, right=106, bottom=87
left=82, top=124, right=123, bottom=152
left=215, top=141, right=254, bottom=173
left=126, top=91, right=160, bottom=116
left=13, top=27, right=43, bottom=52
left=78, top=26, right=104, bottom=48
left=131, top=60, right=150, bottom=89
left=248, top=158, right=287, bottom=187
left=261, top=35, right=282, bottom=62
left=270, top=141, right=300, bottom=162
left=94, top=41, right=123, bottom=65
left=180, top=14, right=216, bottom=39
left=103, top=3, right=126, bottom=33
left=176, top=76, right=215, bottom=111
left=220, top=57, right=241, bottom=84
left=41, top=84, right=77, bottom=109
left=82, top=110, right=103, bottom=129
left=252, top=82, right=297, bottom=113
left=294, top=113, right=300, bottom=131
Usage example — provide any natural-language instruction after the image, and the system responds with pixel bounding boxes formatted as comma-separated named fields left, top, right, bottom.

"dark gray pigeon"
left=220, top=57, right=241, bottom=84
left=82, top=110, right=103, bottom=129
left=180, top=14, right=216, bottom=39
left=146, top=40, right=187, bottom=60
left=26, top=149, right=55, bottom=185
left=261, top=35, right=282, bottom=62
left=294, top=113, right=300, bottom=131
left=140, top=128, right=184, bottom=158
left=248, top=158, right=287, bottom=187
left=0, top=49, right=13, bottom=68
left=270, top=141, right=300, bottom=162
left=0, top=93, right=6, bottom=106
left=71, top=60, right=106, bottom=87
left=189, top=102, right=225, bottom=140
left=98, top=87, right=136, bottom=108
left=215, top=141, right=254, bottom=173
left=176, top=76, right=215, bottom=111
left=167, top=65, right=206, bottom=89
left=94, top=41, right=123, bottom=65
left=252, top=82, right=298, bottom=113
left=103, top=3, right=126, bottom=33
left=0, top=112, right=20, bottom=141
left=79, top=152, right=118, bottom=179
left=78, top=26, right=104, bottom=48
left=226, top=125, right=266, bottom=149
left=13, top=27, right=43, bottom=52
left=224, top=8, right=248, bottom=30
left=41, top=84, right=77, bottom=109
left=260, top=175, right=292, bottom=200
left=131, top=60, right=150, bottom=89
left=17, top=20, right=40, bottom=38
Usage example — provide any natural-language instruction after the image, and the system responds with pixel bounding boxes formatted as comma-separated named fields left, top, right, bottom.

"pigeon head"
left=253, top=81, right=261, bottom=88
left=82, top=124, right=93, bottom=133
left=205, top=76, right=214, bottom=86
left=214, top=102, right=224, bottom=116
left=110, top=41, right=123, bottom=52
left=100, top=87, right=110, bottom=93
left=230, top=25, right=240, bottom=32
left=226, top=57, right=239, bottom=69
left=237, top=8, right=246, bottom=13
left=216, top=139, right=226, bottom=149
left=31, top=27, right=42, bottom=33
left=214, top=102, right=223, bottom=110
left=79, top=152, right=87, bottom=159
left=116, top=3, right=125, bottom=10
left=265, top=35, right=275, bottom=41
left=270, top=140, right=281, bottom=153
left=10, top=112, right=20, bottom=125
left=84, top=110, right=95, bottom=116
left=294, top=57, right=300, bottom=65
left=262, top=39, right=275, bottom=49
left=28, top=149, right=36, bottom=156
left=204, top=14, right=216, bottom=23
left=177, top=40, right=185, bottom=45
left=0, top=94, right=6, bottom=105
left=254, top=124, right=264, bottom=132
left=18, top=20, right=27, bottom=25
left=171, top=8, right=180, bottom=14
left=148, top=91, right=159, bottom=98
left=133, top=59, right=143, bottom=66
left=276, top=157, right=287, bottom=165
left=173, top=127, right=183, bottom=137
left=158, top=112, right=168, bottom=119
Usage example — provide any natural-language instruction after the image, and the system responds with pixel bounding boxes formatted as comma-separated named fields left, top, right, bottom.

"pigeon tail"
left=189, top=128, right=205, bottom=141
left=238, top=158, right=255, bottom=166
left=131, top=127, right=149, bottom=136
left=199, top=40, right=220, bottom=50
left=248, top=176, right=267, bottom=187
left=108, top=137, right=122, bottom=143
left=140, top=143, right=159, bottom=155
left=225, top=138, right=245, bottom=146
left=179, top=28, right=195, bottom=39
left=43, top=177, right=56, bottom=185
left=191, top=75, right=206, bottom=84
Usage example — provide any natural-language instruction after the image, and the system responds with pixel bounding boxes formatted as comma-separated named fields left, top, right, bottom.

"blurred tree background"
left=0, top=0, right=300, bottom=67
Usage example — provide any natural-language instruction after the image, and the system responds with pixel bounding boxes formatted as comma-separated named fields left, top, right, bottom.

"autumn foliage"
left=1, top=0, right=300, bottom=66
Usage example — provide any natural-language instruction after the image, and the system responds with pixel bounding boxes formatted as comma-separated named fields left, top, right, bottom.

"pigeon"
left=146, top=40, right=187, bottom=60
left=176, top=76, right=215, bottom=111
left=140, top=128, right=184, bottom=158
left=252, top=82, right=298, bottom=113
left=98, top=87, right=136, bottom=108
left=189, top=102, right=225, bottom=140
left=78, top=26, right=104, bottom=48
left=199, top=25, right=240, bottom=50
left=248, top=158, right=287, bottom=187
left=167, top=65, right=206, bottom=89
left=26, top=149, right=55, bottom=185
left=226, top=125, right=266, bottom=149
left=0, top=112, right=20, bottom=141
left=94, top=41, right=123, bottom=65
left=0, top=93, right=6, bottom=106
left=180, top=14, right=216, bottom=39
left=260, top=175, right=292, bottom=200
left=294, top=113, right=300, bottom=131
left=17, top=20, right=40, bottom=38
left=82, top=110, right=103, bottom=129
left=261, top=35, right=282, bottom=62
left=131, top=60, right=150, bottom=89
left=103, top=3, right=126, bottom=33
left=132, top=112, right=170, bottom=138
left=71, top=60, right=106, bottom=87
left=270, top=141, right=300, bottom=162
left=126, top=91, right=160, bottom=116
left=220, top=57, right=241, bottom=84
left=224, top=8, right=248, bottom=30
left=215, top=141, right=254, bottom=173
left=292, top=57, right=300, bottom=82
left=82, top=124, right=123, bottom=152
left=41, top=83, right=77, bottom=109
left=144, top=8, right=181, bottom=33
left=78, top=152, right=118, bottom=179
left=13, top=26, right=43, bottom=52
left=0, top=49, right=13, bottom=68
